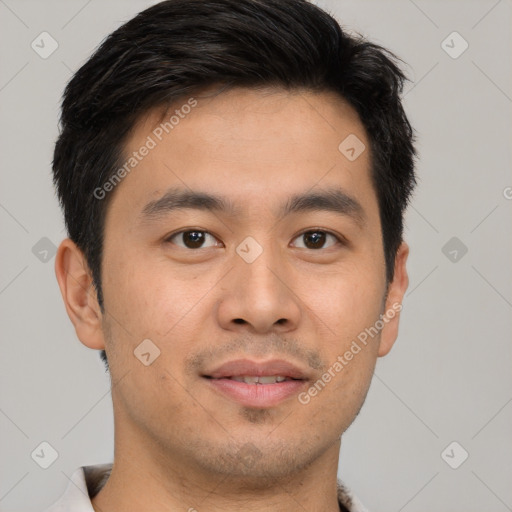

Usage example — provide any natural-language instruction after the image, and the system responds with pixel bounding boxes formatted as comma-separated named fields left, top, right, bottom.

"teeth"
left=230, top=376, right=289, bottom=384
left=258, top=376, right=279, bottom=384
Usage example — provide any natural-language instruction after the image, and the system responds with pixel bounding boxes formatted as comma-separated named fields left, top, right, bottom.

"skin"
left=55, top=86, right=409, bottom=512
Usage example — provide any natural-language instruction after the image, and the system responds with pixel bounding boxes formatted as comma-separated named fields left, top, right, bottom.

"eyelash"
left=164, top=228, right=346, bottom=250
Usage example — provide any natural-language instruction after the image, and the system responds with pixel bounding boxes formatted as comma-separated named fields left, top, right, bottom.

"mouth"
left=224, top=375, right=295, bottom=384
left=202, top=359, right=309, bottom=408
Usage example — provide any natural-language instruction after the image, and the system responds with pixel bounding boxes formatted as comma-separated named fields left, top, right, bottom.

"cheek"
left=102, top=248, right=207, bottom=338
left=295, top=261, right=385, bottom=414
left=296, top=337, right=379, bottom=437
left=113, top=367, right=195, bottom=441
left=301, top=266, right=385, bottom=343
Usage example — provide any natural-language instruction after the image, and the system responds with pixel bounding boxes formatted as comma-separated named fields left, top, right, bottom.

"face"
left=58, top=86, right=409, bottom=483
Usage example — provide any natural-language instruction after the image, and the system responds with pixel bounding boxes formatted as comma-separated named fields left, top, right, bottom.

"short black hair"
left=52, top=0, right=417, bottom=371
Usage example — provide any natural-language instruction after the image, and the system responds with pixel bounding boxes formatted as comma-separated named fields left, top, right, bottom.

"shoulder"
left=42, top=463, right=112, bottom=512
left=337, top=480, right=370, bottom=512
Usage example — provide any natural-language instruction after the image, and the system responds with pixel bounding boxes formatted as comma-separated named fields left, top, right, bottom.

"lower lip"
left=205, top=378, right=306, bottom=408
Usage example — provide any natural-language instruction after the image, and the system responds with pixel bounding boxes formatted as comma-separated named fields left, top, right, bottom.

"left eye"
left=291, top=230, right=341, bottom=250
left=166, top=230, right=221, bottom=249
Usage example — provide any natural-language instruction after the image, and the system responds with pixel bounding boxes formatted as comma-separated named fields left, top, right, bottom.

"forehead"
left=106, top=87, right=377, bottom=225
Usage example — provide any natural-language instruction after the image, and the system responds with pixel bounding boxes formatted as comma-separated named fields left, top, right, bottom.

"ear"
left=54, top=238, right=106, bottom=350
left=378, top=242, right=409, bottom=357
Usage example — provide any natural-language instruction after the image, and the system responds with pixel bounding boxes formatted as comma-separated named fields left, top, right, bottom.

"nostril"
left=233, top=318, right=246, bottom=324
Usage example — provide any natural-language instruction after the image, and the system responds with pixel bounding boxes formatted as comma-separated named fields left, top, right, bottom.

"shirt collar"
left=44, top=464, right=368, bottom=512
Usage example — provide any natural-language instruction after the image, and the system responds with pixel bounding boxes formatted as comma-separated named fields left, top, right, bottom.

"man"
left=49, top=0, right=416, bottom=510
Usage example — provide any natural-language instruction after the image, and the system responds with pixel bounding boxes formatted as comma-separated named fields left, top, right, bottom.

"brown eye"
left=292, top=230, right=340, bottom=250
left=167, top=230, right=219, bottom=249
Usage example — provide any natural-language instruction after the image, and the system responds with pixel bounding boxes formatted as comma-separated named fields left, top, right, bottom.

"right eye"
left=165, top=230, right=222, bottom=250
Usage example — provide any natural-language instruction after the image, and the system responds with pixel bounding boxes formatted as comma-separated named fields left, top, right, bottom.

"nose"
left=216, top=241, right=302, bottom=335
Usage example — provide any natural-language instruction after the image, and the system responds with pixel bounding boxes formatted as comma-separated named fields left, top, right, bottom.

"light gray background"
left=1, top=1, right=511, bottom=511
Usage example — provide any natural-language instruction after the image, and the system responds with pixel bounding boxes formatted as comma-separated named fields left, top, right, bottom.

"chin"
left=189, top=434, right=330, bottom=485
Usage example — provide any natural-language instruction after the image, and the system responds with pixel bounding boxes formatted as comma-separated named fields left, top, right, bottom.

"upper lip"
left=204, top=358, right=308, bottom=380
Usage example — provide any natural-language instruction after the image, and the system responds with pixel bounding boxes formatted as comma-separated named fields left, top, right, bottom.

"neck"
left=92, top=421, right=342, bottom=512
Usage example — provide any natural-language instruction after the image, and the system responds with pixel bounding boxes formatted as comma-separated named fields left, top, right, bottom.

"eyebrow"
left=140, top=186, right=366, bottom=227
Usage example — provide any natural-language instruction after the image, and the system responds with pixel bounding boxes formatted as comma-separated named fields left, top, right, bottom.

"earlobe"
left=378, top=242, right=409, bottom=357
left=54, top=238, right=106, bottom=350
